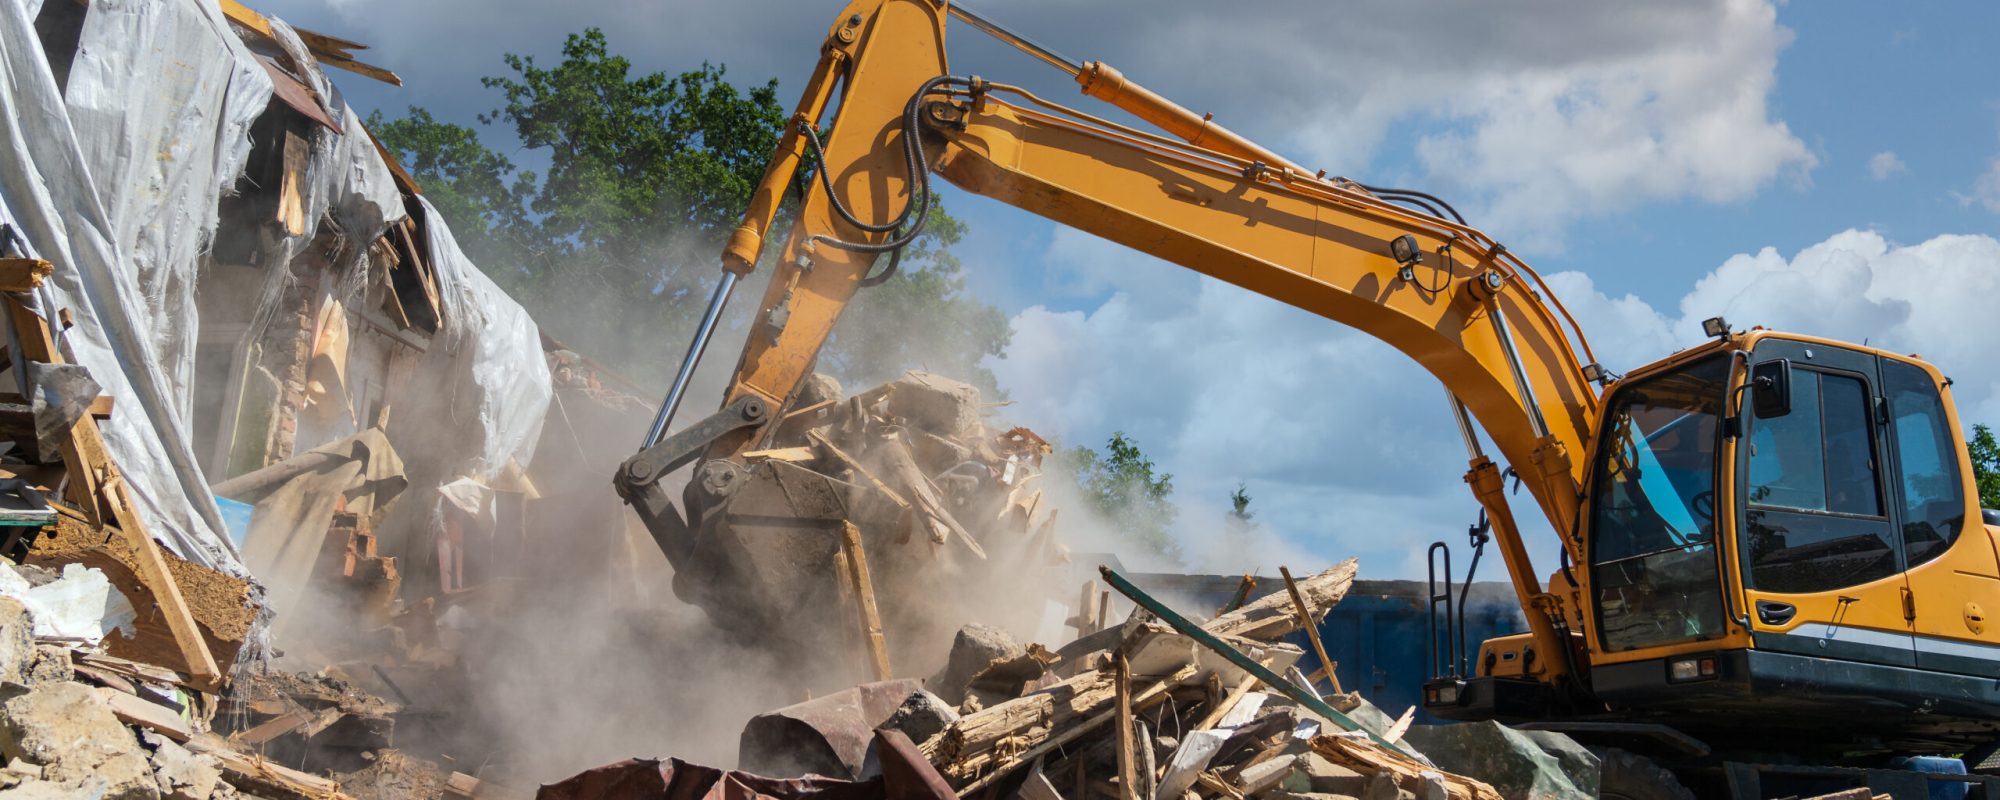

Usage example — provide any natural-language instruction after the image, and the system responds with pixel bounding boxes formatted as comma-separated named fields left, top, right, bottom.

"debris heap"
left=548, top=560, right=1557, bottom=800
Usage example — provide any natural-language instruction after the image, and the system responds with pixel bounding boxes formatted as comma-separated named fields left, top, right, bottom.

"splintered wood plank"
left=5, top=296, right=99, bottom=525
left=1282, top=565, right=1344, bottom=694
left=1207, top=559, right=1357, bottom=641
left=0, top=259, right=52, bottom=292
left=806, top=430, right=908, bottom=510
left=2, top=296, right=221, bottom=688
left=1114, top=653, right=1137, bottom=800
left=839, top=522, right=892, bottom=681
left=103, top=472, right=221, bottom=690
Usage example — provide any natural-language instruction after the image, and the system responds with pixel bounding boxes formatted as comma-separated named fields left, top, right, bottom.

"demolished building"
left=0, top=1, right=1756, bottom=799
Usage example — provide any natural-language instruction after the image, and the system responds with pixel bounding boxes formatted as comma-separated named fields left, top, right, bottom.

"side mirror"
left=1751, top=359, right=1792, bottom=419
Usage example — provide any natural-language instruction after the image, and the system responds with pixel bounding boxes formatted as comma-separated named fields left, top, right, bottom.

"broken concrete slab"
left=141, top=730, right=223, bottom=800
left=0, top=682, right=158, bottom=798
left=0, top=597, right=32, bottom=685
left=880, top=690, right=958, bottom=744
left=926, top=623, right=1022, bottom=706
left=883, top=372, right=983, bottom=445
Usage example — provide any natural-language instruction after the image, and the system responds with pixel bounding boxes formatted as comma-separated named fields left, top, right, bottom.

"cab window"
left=1743, top=368, right=1895, bottom=593
left=1588, top=356, right=1729, bottom=652
left=1883, top=360, right=1965, bottom=568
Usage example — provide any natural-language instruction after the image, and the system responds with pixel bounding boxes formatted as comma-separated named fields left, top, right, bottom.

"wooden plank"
left=839, top=522, right=892, bottom=681
left=1384, top=705, right=1416, bottom=744
left=6, top=297, right=98, bottom=526
left=952, top=664, right=1196, bottom=795
left=1207, top=559, right=1357, bottom=641
left=742, top=446, right=817, bottom=462
left=1281, top=565, right=1344, bottom=695
left=1114, top=653, right=1137, bottom=800
left=0, top=259, right=51, bottom=292
left=218, top=0, right=401, bottom=85
left=1072, top=580, right=1097, bottom=636
left=806, top=430, right=909, bottom=510
left=1194, top=674, right=1260, bottom=731
left=235, top=709, right=313, bottom=746
left=87, top=396, right=112, bottom=420
left=102, top=472, right=221, bottom=689
left=105, top=689, right=191, bottom=741
left=278, top=131, right=308, bottom=236
left=187, top=733, right=354, bottom=800
left=443, top=772, right=481, bottom=798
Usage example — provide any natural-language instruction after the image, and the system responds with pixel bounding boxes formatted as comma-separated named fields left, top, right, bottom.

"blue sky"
left=266, top=0, right=2000, bottom=576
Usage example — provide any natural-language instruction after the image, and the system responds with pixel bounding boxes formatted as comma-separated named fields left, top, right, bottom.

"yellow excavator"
left=614, top=2, right=2000, bottom=796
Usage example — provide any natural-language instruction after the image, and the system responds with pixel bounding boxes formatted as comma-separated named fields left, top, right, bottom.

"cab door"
left=1879, top=357, right=2000, bottom=676
left=1737, top=341, right=1915, bottom=668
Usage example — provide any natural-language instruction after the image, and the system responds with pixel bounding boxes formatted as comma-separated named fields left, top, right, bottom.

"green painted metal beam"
left=1098, top=564, right=1419, bottom=759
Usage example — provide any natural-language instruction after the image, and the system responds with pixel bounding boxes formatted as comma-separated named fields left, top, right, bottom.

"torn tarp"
left=0, top=0, right=265, bottom=573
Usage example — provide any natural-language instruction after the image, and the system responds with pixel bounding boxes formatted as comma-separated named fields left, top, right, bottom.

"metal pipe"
left=1447, top=390, right=1484, bottom=460
left=946, top=3, right=1082, bottom=76
left=1488, top=304, right=1551, bottom=440
left=642, top=270, right=739, bottom=450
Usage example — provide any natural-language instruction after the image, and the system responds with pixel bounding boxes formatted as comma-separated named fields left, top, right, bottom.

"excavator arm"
left=620, top=0, right=1606, bottom=684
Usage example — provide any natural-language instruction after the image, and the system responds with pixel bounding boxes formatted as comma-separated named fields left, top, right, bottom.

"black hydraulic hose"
left=1357, top=182, right=1468, bottom=224
left=857, top=226, right=904, bottom=287
left=1372, top=192, right=1448, bottom=220
left=799, top=75, right=971, bottom=255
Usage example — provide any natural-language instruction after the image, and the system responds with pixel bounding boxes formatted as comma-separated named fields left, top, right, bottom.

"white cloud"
left=1966, top=158, right=2000, bottom=214
left=992, top=228, right=2000, bottom=577
left=260, top=0, right=1812, bottom=254
left=1868, top=151, right=1909, bottom=180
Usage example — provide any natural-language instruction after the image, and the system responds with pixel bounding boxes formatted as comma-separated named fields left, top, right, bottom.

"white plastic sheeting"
left=0, top=0, right=553, bottom=589
left=65, top=0, right=274, bottom=409
left=0, top=0, right=264, bottom=572
left=416, top=194, right=551, bottom=479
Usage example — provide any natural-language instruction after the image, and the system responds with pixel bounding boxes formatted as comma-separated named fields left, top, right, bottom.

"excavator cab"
left=1436, top=330, right=2000, bottom=756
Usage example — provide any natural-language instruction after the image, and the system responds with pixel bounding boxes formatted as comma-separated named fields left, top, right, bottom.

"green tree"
left=1228, top=483, right=1254, bottom=525
left=372, top=28, right=1009, bottom=392
left=1070, top=432, right=1181, bottom=562
left=1970, top=424, right=2000, bottom=510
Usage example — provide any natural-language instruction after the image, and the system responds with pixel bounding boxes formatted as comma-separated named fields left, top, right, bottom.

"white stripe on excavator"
left=1770, top=624, right=2000, bottom=660
left=1781, top=623, right=1910, bottom=649
left=1912, top=632, right=2000, bottom=660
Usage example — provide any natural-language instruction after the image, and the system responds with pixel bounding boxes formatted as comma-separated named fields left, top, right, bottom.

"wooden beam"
left=1114, top=653, right=1137, bottom=800
left=5, top=296, right=99, bottom=526
left=1281, top=565, right=1344, bottom=694
left=1, top=297, right=219, bottom=688
left=0, top=259, right=51, bottom=292
left=806, top=430, right=909, bottom=511
left=103, top=471, right=221, bottom=689
left=218, top=0, right=402, bottom=85
left=839, top=522, right=892, bottom=681
left=1193, top=673, right=1260, bottom=731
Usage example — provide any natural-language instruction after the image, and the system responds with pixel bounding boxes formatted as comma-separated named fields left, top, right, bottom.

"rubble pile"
left=547, top=560, right=1601, bottom=800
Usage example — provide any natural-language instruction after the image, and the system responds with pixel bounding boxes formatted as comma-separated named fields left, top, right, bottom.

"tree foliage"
left=1070, top=432, right=1181, bottom=562
left=369, top=28, right=1007, bottom=392
left=1228, top=482, right=1254, bottom=524
left=1971, top=424, right=2000, bottom=510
